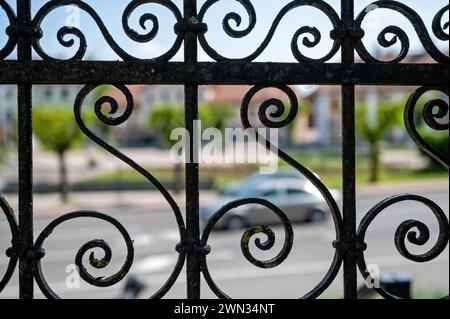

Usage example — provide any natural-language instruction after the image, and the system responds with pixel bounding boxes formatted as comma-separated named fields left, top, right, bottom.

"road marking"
left=146, top=254, right=449, bottom=288
left=160, top=229, right=181, bottom=241
left=131, top=234, right=155, bottom=247
left=133, top=254, right=174, bottom=273
left=130, top=249, right=235, bottom=275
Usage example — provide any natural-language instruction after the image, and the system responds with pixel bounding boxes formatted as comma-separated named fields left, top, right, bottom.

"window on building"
left=146, top=93, right=154, bottom=104
left=61, top=87, right=69, bottom=99
left=357, top=96, right=365, bottom=105
left=176, top=90, right=184, bottom=103
left=198, top=88, right=206, bottom=101
left=45, top=87, right=52, bottom=99
left=161, top=90, right=171, bottom=102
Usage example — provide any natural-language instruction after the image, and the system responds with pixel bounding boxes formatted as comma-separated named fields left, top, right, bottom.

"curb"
left=1, top=180, right=447, bottom=219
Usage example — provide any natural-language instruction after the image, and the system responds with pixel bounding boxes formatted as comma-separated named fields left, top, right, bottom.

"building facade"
left=0, top=85, right=96, bottom=147
left=3, top=53, right=443, bottom=148
left=305, top=52, right=449, bottom=146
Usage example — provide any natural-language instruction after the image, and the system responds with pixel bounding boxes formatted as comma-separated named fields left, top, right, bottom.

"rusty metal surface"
left=0, top=0, right=448, bottom=299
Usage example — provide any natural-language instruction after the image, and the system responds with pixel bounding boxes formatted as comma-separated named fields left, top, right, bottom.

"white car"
left=201, top=177, right=341, bottom=230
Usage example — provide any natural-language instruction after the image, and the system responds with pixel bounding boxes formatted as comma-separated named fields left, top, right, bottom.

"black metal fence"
left=0, top=0, right=448, bottom=299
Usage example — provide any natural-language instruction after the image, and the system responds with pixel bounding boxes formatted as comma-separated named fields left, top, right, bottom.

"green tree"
left=0, top=140, right=5, bottom=163
left=417, top=129, right=449, bottom=169
left=33, top=106, right=91, bottom=203
left=0, top=128, right=6, bottom=163
left=356, top=100, right=403, bottom=183
left=149, top=104, right=235, bottom=193
left=149, top=104, right=185, bottom=193
left=199, top=104, right=235, bottom=132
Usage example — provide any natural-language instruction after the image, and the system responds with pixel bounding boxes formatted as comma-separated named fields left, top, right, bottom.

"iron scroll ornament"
left=200, top=198, right=294, bottom=299
left=357, top=87, right=449, bottom=299
left=198, top=0, right=343, bottom=62
left=30, top=0, right=184, bottom=61
left=200, top=86, right=344, bottom=299
left=404, top=86, right=449, bottom=170
left=0, top=195, right=18, bottom=293
left=0, top=0, right=17, bottom=60
left=32, top=85, right=187, bottom=298
left=32, top=211, right=135, bottom=299
left=197, top=0, right=448, bottom=63
left=2, top=0, right=448, bottom=62
left=357, top=195, right=449, bottom=299
left=354, top=1, right=449, bottom=64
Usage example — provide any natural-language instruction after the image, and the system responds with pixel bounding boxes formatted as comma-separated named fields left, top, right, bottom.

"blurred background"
left=0, top=0, right=448, bottom=299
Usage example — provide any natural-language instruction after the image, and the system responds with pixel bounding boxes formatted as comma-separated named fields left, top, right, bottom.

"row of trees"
left=33, top=106, right=93, bottom=203
left=30, top=98, right=446, bottom=203
left=355, top=100, right=404, bottom=183
left=32, top=104, right=235, bottom=202
left=356, top=98, right=449, bottom=182
left=149, top=104, right=235, bottom=193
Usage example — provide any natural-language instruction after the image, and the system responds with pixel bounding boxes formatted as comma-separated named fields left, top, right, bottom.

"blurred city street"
left=1, top=182, right=448, bottom=299
left=0, top=147, right=431, bottom=193
left=0, top=0, right=447, bottom=303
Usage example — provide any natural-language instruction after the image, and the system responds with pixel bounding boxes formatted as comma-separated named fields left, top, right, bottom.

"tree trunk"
left=173, top=162, right=183, bottom=194
left=58, top=150, right=70, bottom=203
left=369, top=141, right=380, bottom=183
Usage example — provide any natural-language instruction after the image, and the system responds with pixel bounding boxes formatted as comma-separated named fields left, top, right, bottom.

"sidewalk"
left=356, top=179, right=449, bottom=198
left=2, top=148, right=429, bottom=187
left=1, top=190, right=219, bottom=217
left=1, top=180, right=447, bottom=218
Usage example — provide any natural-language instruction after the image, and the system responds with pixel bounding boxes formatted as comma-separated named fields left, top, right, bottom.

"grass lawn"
left=317, top=168, right=448, bottom=189
left=82, top=161, right=447, bottom=191
left=278, top=149, right=448, bottom=189
left=81, top=164, right=259, bottom=189
left=81, top=148, right=448, bottom=190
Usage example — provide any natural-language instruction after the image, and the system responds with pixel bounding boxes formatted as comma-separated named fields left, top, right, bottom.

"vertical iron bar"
left=341, top=0, right=357, bottom=299
left=184, top=0, right=201, bottom=299
left=17, top=0, right=34, bottom=299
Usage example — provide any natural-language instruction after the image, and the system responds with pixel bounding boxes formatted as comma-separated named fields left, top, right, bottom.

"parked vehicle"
left=201, top=176, right=341, bottom=230
left=219, top=170, right=305, bottom=197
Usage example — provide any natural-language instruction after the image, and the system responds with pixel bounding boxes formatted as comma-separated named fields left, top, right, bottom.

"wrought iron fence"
left=0, top=0, right=448, bottom=299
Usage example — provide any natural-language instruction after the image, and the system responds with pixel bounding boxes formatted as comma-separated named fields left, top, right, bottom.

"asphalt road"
left=1, top=190, right=448, bottom=299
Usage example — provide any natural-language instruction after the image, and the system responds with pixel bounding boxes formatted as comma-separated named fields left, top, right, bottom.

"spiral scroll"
left=200, top=198, right=294, bottom=299
left=404, top=86, right=449, bottom=170
left=198, top=0, right=342, bottom=62
left=433, top=6, right=450, bottom=42
left=31, top=0, right=183, bottom=61
left=199, top=85, right=344, bottom=299
left=71, top=84, right=185, bottom=298
left=357, top=86, right=449, bottom=299
left=354, top=1, right=449, bottom=63
left=0, top=195, right=18, bottom=294
left=33, top=211, right=134, bottom=298
left=0, top=0, right=17, bottom=60
left=357, top=195, right=449, bottom=299
left=31, top=85, right=187, bottom=298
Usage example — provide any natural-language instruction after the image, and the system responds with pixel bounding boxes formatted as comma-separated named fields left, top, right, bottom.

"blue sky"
left=0, top=0, right=448, bottom=61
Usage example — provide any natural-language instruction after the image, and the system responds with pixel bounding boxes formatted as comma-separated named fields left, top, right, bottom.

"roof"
left=106, top=84, right=301, bottom=109
left=105, top=85, right=146, bottom=109
left=306, top=51, right=449, bottom=99
left=200, top=85, right=301, bottom=106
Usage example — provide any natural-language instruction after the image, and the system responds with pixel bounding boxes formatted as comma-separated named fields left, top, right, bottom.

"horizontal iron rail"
left=0, top=61, right=447, bottom=86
